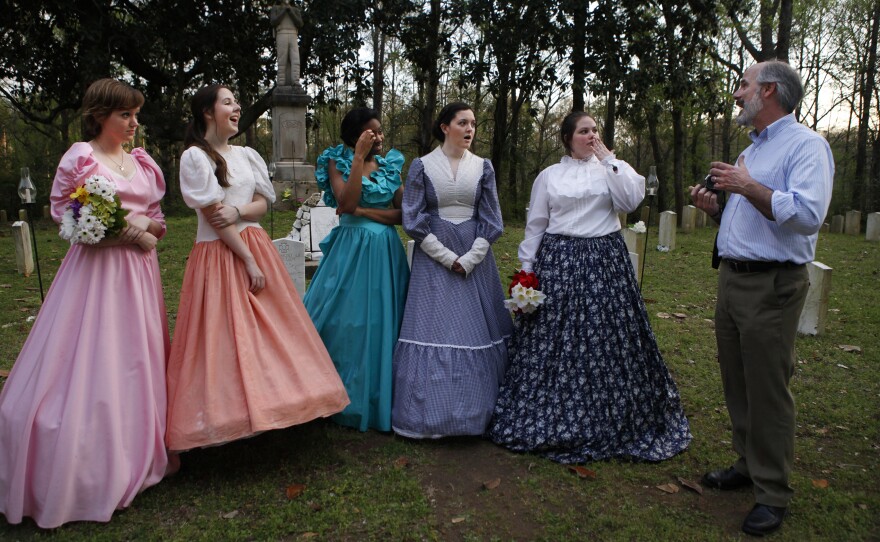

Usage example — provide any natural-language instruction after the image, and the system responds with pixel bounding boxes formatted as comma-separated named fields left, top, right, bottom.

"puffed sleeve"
left=457, top=160, right=503, bottom=276
left=179, top=147, right=226, bottom=210
left=402, top=158, right=458, bottom=269
left=518, top=167, right=552, bottom=273
left=131, top=148, right=168, bottom=239
left=49, top=142, right=100, bottom=223
left=315, top=144, right=352, bottom=208
left=602, top=155, right=645, bottom=213
left=243, top=146, right=276, bottom=203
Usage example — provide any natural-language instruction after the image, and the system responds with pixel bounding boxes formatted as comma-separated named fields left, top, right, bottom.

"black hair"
left=340, top=108, right=381, bottom=148
left=432, top=102, right=473, bottom=142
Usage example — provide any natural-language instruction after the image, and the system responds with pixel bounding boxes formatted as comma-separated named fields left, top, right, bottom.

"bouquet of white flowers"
left=59, top=175, right=127, bottom=244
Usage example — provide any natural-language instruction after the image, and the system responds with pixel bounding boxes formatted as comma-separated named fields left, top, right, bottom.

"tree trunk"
left=671, top=105, right=685, bottom=219
left=853, top=0, right=880, bottom=211
left=570, top=4, right=587, bottom=112
left=371, top=25, right=386, bottom=114
left=604, top=89, right=617, bottom=150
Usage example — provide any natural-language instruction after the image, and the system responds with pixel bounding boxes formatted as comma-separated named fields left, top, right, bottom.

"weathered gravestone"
left=797, top=261, right=832, bottom=336
left=622, top=228, right=646, bottom=271
left=13, top=221, right=34, bottom=276
left=865, top=212, right=879, bottom=242
left=830, top=215, right=844, bottom=233
left=272, top=238, right=306, bottom=296
left=658, top=211, right=677, bottom=251
left=845, top=210, right=861, bottom=236
left=682, top=205, right=698, bottom=233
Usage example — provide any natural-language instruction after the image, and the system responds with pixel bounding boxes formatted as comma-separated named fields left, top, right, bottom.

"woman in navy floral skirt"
left=487, top=112, right=691, bottom=463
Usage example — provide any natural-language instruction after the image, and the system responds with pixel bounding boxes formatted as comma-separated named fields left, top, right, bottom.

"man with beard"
left=690, top=60, right=834, bottom=536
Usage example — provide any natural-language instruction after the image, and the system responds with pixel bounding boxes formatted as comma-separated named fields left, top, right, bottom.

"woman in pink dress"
left=0, top=78, right=172, bottom=528
left=165, top=84, right=349, bottom=453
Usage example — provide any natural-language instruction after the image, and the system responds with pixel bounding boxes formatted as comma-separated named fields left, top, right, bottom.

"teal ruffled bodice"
left=315, top=144, right=404, bottom=208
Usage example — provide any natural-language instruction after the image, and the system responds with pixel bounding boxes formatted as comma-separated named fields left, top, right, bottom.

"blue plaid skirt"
left=487, top=232, right=691, bottom=463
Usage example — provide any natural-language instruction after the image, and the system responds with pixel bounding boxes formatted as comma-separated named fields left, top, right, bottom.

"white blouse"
left=519, top=154, right=645, bottom=272
left=180, top=146, right=276, bottom=243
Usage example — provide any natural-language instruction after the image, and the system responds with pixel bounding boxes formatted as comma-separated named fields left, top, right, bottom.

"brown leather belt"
left=724, top=259, right=803, bottom=273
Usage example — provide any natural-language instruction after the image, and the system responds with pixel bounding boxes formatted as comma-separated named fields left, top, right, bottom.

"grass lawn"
left=0, top=211, right=877, bottom=541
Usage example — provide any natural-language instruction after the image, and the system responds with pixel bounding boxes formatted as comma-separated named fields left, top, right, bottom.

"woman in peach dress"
left=165, top=85, right=349, bottom=452
left=0, top=78, right=171, bottom=528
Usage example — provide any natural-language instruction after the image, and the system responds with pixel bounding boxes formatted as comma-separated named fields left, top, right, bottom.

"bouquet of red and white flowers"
left=504, top=270, right=546, bottom=314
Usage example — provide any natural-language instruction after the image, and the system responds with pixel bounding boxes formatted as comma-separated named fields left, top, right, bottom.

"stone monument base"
left=272, top=161, right=318, bottom=210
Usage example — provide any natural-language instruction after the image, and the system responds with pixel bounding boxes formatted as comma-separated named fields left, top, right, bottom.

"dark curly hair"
left=340, top=108, right=381, bottom=148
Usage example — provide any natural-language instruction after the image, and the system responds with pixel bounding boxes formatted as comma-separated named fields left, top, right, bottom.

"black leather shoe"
left=702, top=466, right=752, bottom=490
left=742, top=503, right=787, bottom=536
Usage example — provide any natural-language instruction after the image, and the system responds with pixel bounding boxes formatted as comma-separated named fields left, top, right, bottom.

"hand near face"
left=354, top=130, right=377, bottom=160
left=591, top=138, right=613, bottom=161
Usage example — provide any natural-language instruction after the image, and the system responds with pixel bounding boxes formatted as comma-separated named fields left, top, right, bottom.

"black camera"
left=703, top=174, right=720, bottom=193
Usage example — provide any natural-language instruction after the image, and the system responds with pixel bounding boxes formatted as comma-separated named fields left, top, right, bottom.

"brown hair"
left=559, top=111, right=593, bottom=155
left=184, top=84, right=231, bottom=187
left=81, top=78, right=145, bottom=140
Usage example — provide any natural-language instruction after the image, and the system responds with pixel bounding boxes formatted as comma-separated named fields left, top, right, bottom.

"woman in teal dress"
left=303, top=108, right=410, bottom=432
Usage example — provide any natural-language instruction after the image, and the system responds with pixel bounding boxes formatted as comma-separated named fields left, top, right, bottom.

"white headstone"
left=629, top=251, right=640, bottom=285
left=798, top=261, right=832, bottom=336
left=12, top=221, right=34, bottom=276
left=830, top=215, right=844, bottom=233
left=844, top=210, right=861, bottom=236
left=866, top=212, right=880, bottom=242
left=273, top=238, right=306, bottom=296
left=406, top=240, right=415, bottom=269
left=618, top=212, right=628, bottom=229
left=308, top=205, right=338, bottom=254
left=682, top=205, right=697, bottom=233
left=658, top=211, right=677, bottom=251
left=695, top=208, right=707, bottom=228
left=622, top=229, right=646, bottom=271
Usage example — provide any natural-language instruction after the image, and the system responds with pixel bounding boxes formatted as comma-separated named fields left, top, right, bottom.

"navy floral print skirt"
left=487, top=232, right=691, bottom=463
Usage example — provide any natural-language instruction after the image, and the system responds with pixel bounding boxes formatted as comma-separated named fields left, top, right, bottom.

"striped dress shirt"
left=718, top=114, right=834, bottom=264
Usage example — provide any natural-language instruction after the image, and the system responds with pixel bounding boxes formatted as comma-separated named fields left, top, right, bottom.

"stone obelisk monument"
left=270, top=1, right=316, bottom=205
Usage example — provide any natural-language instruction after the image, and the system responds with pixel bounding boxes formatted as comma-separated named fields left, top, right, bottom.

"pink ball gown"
left=0, top=142, right=171, bottom=528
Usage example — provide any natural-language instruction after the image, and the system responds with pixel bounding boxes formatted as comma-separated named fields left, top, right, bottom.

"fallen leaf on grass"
left=24, top=287, right=40, bottom=291
left=567, top=466, right=596, bottom=479
left=837, top=364, right=850, bottom=369
left=482, top=478, right=501, bottom=490
left=286, top=484, right=306, bottom=499
left=677, top=477, right=703, bottom=495
left=18, top=308, right=29, bottom=312
left=837, top=345, right=861, bottom=353
left=0, top=284, right=10, bottom=288
left=812, top=479, right=829, bottom=489
left=0, top=370, right=9, bottom=378
left=656, top=483, right=680, bottom=494
left=858, top=504, right=868, bottom=510
left=0, top=323, right=13, bottom=329
left=673, top=313, right=687, bottom=319
left=308, top=501, right=323, bottom=512
left=300, top=533, right=318, bottom=539
left=392, top=456, right=410, bottom=468
left=451, top=516, right=466, bottom=524
left=656, top=312, right=672, bottom=319
left=221, top=510, right=239, bottom=519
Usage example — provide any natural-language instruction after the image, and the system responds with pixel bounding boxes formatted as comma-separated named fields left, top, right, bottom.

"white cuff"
left=456, top=237, right=490, bottom=276
left=520, top=261, right=534, bottom=273
left=419, top=233, right=458, bottom=269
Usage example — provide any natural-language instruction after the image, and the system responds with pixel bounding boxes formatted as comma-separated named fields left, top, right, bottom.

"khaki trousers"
left=715, top=263, right=809, bottom=507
